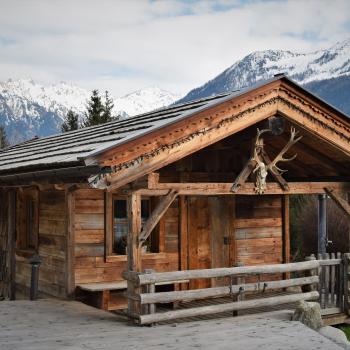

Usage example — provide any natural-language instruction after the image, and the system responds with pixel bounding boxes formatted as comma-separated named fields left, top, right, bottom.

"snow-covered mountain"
left=179, top=39, right=350, bottom=115
left=115, top=87, right=182, bottom=118
left=0, top=80, right=181, bottom=144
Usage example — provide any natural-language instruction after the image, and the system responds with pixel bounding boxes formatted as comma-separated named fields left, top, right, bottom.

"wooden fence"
left=307, top=252, right=350, bottom=317
left=123, top=261, right=321, bottom=325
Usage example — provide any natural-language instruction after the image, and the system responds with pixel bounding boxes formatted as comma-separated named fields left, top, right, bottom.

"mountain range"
left=0, top=80, right=181, bottom=144
left=179, top=39, right=350, bottom=113
left=1, top=38, right=350, bottom=144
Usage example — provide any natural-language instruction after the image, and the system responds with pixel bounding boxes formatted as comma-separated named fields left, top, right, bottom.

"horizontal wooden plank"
left=75, top=189, right=104, bottom=200
left=75, top=199, right=104, bottom=214
left=75, top=229, right=104, bottom=244
left=235, top=218, right=282, bottom=229
left=137, top=276, right=319, bottom=304
left=138, top=291, right=320, bottom=324
left=74, top=213, right=104, bottom=230
left=145, top=182, right=350, bottom=195
left=75, top=244, right=105, bottom=258
left=39, top=218, right=66, bottom=236
left=124, top=260, right=319, bottom=285
left=235, top=227, right=282, bottom=240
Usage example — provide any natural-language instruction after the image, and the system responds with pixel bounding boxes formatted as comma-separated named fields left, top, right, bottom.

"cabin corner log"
left=123, top=260, right=320, bottom=286
left=138, top=291, right=320, bottom=325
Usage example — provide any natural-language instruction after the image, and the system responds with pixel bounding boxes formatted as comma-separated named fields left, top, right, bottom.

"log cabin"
left=1, top=75, right=350, bottom=315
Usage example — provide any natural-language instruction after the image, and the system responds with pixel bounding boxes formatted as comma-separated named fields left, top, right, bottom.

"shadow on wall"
left=290, top=194, right=349, bottom=260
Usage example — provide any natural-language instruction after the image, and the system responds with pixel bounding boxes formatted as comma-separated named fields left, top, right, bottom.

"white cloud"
left=0, top=0, right=349, bottom=96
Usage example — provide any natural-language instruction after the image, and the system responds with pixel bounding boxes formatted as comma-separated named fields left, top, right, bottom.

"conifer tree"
left=0, top=125, right=8, bottom=149
left=61, top=109, right=80, bottom=132
left=83, top=89, right=105, bottom=127
left=102, top=90, right=115, bottom=123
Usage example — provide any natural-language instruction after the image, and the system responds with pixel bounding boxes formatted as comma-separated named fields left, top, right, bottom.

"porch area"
left=0, top=299, right=348, bottom=350
left=123, top=253, right=350, bottom=325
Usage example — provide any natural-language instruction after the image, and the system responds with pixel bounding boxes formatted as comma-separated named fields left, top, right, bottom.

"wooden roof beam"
left=324, top=187, right=350, bottom=218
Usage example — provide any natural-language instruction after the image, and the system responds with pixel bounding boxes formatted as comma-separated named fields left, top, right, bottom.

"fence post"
left=330, top=252, right=336, bottom=306
left=337, top=252, right=343, bottom=310
left=318, top=253, right=326, bottom=308
left=144, top=269, right=156, bottom=316
left=304, top=254, right=317, bottom=292
left=324, top=253, right=330, bottom=308
left=233, top=261, right=245, bottom=317
left=343, top=253, right=350, bottom=315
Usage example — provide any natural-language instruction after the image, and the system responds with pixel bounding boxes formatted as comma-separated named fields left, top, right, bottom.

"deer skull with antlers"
left=251, top=127, right=302, bottom=194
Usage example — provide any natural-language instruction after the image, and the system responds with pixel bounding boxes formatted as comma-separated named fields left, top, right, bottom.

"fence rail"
left=308, top=252, right=350, bottom=316
left=123, top=260, right=321, bottom=325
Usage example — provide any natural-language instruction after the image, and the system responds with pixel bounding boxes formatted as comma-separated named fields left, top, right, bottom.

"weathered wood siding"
left=15, top=190, right=67, bottom=298
left=235, top=195, right=283, bottom=266
left=0, top=190, right=10, bottom=298
left=74, top=189, right=179, bottom=285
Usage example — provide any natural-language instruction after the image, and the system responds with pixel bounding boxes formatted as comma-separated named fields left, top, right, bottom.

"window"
left=17, top=188, right=38, bottom=251
left=25, top=198, right=37, bottom=250
left=109, top=197, right=158, bottom=256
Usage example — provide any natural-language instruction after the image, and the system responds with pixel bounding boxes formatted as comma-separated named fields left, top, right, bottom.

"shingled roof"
left=0, top=75, right=347, bottom=179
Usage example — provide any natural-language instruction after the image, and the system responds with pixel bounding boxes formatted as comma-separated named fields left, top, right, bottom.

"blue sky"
left=0, top=0, right=349, bottom=96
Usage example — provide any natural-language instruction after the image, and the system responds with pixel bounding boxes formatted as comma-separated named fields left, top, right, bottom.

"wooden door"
left=187, top=196, right=235, bottom=289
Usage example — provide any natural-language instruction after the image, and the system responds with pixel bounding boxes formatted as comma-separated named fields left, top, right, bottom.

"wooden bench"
left=77, top=280, right=189, bottom=311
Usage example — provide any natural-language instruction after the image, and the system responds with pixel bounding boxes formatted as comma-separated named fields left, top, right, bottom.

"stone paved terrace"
left=0, top=299, right=349, bottom=350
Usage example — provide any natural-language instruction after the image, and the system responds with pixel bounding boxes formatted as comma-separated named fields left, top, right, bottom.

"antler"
left=252, top=128, right=271, bottom=161
left=267, top=127, right=302, bottom=175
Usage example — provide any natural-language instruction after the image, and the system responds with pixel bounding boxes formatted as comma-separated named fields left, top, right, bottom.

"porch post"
left=318, top=194, right=327, bottom=255
left=127, top=192, right=142, bottom=318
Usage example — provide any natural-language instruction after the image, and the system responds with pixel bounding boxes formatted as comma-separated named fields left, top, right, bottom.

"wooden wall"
left=235, top=195, right=283, bottom=266
left=15, top=189, right=67, bottom=298
left=0, top=190, right=17, bottom=300
left=74, top=189, right=180, bottom=285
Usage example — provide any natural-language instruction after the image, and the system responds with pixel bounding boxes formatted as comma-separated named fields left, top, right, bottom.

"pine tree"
left=0, top=125, right=8, bottom=149
left=61, top=109, right=80, bottom=133
left=102, top=90, right=115, bottom=123
left=83, top=90, right=105, bottom=127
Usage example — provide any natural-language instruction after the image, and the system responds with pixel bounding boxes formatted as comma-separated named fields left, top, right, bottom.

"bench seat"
left=76, top=280, right=190, bottom=311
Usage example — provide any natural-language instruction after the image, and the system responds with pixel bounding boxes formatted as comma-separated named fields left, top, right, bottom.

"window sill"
left=105, top=252, right=167, bottom=263
left=16, top=249, right=38, bottom=259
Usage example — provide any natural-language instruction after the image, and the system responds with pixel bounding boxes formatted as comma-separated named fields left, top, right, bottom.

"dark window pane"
left=113, top=199, right=128, bottom=255
left=114, top=199, right=127, bottom=218
left=141, top=199, right=150, bottom=220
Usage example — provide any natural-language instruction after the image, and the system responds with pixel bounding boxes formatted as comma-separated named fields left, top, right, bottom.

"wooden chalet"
left=1, top=75, right=350, bottom=323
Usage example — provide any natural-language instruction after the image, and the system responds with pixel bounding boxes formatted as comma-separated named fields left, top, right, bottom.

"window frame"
left=105, top=193, right=161, bottom=262
left=16, top=187, right=39, bottom=253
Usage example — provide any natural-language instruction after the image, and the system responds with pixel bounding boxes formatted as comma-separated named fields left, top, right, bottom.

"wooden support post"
left=66, top=189, right=75, bottom=297
left=179, top=196, right=188, bottom=289
left=139, top=190, right=178, bottom=246
left=282, top=195, right=290, bottom=280
left=318, top=195, right=327, bottom=255
left=325, top=188, right=350, bottom=218
left=343, top=253, right=350, bottom=315
left=231, top=159, right=256, bottom=193
left=8, top=190, right=16, bottom=301
left=127, top=192, right=142, bottom=320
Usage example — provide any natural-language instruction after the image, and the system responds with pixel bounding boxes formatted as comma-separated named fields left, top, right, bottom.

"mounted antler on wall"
left=231, top=126, right=302, bottom=194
